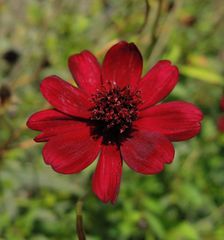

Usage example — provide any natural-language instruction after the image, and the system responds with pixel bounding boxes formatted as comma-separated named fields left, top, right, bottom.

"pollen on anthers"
left=90, top=81, right=143, bottom=134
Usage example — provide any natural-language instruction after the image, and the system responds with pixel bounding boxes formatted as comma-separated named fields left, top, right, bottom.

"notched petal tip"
left=138, top=101, right=203, bottom=141
left=139, top=60, right=179, bottom=108
left=68, top=50, right=95, bottom=69
left=68, top=50, right=101, bottom=95
left=157, top=59, right=172, bottom=65
left=39, top=75, right=92, bottom=118
left=102, top=40, right=143, bottom=88
left=115, top=41, right=139, bottom=50
left=115, top=40, right=128, bottom=46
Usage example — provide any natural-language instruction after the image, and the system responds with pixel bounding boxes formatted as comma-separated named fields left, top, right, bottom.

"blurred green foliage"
left=0, top=0, right=224, bottom=239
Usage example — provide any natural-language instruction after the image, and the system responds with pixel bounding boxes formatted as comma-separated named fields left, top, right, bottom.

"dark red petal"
left=139, top=60, right=178, bottom=108
left=121, top=130, right=174, bottom=174
left=136, top=101, right=203, bottom=141
left=34, top=120, right=88, bottom=142
left=92, top=145, right=122, bottom=204
left=40, top=76, right=92, bottom=118
left=102, top=41, right=143, bottom=88
left=27, top=109, right=72, bottom=131
left=42, top=129, right=101, bottom=174
left=68, top=50, right=101, bottom=95
left=27, top=109, right=86, bottom=142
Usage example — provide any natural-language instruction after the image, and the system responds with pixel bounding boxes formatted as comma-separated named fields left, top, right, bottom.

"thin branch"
left=146, top=0, right=182, bottom=66
left=151, top=0, right=163, bottom=42
left=137, top=0, right=151, bottom=34
left=145, top=0, right=163, bottom=58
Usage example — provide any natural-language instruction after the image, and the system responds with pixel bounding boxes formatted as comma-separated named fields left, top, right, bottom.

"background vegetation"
left=0, top=0, right=224, bottom=239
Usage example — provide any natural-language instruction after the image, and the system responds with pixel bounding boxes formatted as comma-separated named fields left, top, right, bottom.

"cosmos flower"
left=219, top=95, right=224, bottom=112
left=27, top=41, right=203, bottom=203
left=217, top=116, right=224, bottom=132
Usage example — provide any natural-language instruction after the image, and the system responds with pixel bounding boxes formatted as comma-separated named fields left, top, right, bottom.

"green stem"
left=137, top=0, right=151, bottom=34
left=151, top=0, right=163, bottom=42
left=76, top=200, right=86, bottom=240
left=145, top=0, right=163, bottom=58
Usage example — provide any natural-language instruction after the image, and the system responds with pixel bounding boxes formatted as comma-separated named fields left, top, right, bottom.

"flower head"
left=27, top=41, right=203, bottom=203
left=220, top=95, right=224, bottom=112
left=217, top=116, right=224, bottom=132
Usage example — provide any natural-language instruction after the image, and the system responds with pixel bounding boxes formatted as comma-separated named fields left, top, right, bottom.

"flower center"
left=90, top=82, right=142, bottom=144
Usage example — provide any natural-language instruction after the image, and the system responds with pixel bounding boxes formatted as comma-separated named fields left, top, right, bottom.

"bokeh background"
left=0, top=0, right=224, bottom=239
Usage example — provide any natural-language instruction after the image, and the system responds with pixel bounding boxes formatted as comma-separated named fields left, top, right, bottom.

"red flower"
left=220, top=95, right=224, bottom=112
left=27, top=41, right=203, bottom=203
left=217, top=116, right=224, bottom=132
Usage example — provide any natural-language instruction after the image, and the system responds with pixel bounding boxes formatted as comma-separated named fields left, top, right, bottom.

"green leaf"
left=180, top=65, right=224, bottom=85
left=167, top=222, right=200, bottom=240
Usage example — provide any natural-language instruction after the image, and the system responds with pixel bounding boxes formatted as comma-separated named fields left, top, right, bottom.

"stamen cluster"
left=91, top=83, right=142, bottom=134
